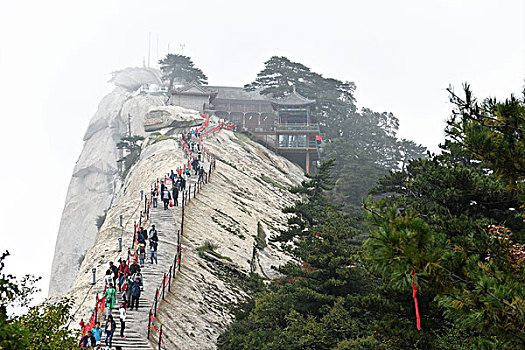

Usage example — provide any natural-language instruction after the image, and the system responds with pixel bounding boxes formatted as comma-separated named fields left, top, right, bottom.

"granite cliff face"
left=51, top=68, right=305, bottom=348
left=49, top=68, right=166, bottom=296
left=64, top=129, right=303, bottom=348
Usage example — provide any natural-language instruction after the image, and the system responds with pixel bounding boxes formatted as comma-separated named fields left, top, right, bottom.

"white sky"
left=0, top=0, right=523, bottom=303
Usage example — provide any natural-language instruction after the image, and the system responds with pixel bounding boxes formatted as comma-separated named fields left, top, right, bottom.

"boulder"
left=144, top=105, right=203, bottom=132
left=109, top=67, right=162, bottom=91
left=50, top=84, right=166, bottom=296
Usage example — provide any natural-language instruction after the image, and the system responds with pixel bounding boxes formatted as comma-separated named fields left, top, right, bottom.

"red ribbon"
left=411, top=271, right=421, bottom=330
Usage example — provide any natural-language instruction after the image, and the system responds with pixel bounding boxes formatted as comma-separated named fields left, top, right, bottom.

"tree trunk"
left=168, top=76, right=175, bottom=92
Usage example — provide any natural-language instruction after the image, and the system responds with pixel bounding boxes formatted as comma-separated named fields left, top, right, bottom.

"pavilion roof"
left=208, top=86, right=270, bottom=102
left=271, top=90, right=316, bottom=107
left=171, top=83, right=218, bottom=97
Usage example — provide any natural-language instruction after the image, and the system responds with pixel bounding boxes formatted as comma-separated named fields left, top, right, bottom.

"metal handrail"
left=277, top=124, right=319, bottom=131
left=278, top=141, right=319, bottom=148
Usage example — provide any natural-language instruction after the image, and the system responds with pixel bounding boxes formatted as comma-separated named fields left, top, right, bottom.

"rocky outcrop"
left=144, top=105, right=203, bottom=132
left=63, top=128, right=304, bottom=348
left=49, top=68, right=167, bottom=296
left=109, top=67, right=162, bottom=91
left=52, top=67, right=307, bottom=348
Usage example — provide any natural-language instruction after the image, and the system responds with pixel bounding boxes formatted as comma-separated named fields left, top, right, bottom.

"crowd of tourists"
left=78, top=125, right=213, bottom=349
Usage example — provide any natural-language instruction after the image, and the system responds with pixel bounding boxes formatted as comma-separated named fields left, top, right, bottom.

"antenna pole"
left=148, top=32, right=151, bottom=68
left=128, top=114, right=131, bottom=137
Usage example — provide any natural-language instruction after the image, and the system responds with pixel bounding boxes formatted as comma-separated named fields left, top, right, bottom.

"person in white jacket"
left=119, top=303, right=127, bottom=338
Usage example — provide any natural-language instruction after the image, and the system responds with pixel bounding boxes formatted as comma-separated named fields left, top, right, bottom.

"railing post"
left=178, top=244, right=182, bottom=272
left=162, top=274, right=166, bottom=299
left=91, top=268, right=96, bottom=285
left=119, top=215, right=123, bottom=227
left=133, top=221, right=137, bottom=249
left=139, top=211, right=142, bottom=226
left=158, top=324, right=163, bottom=350
left=154, top=288, right=158, bottom=317
left=118, top=237, right=122, bottom=252
left=168, top=266, right=172, bottom=292
left=147, top=309, right=152, bottom=339
left=181, top=208, right=184, bottom=236
left=141, top=190, right=144, bottom=201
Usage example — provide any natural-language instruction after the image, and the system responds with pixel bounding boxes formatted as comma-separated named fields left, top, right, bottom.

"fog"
left=0, top=0, right=523, bottom=303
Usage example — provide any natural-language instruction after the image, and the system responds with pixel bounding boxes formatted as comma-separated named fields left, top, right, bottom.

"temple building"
left=168, top=85, right=321, bottom=173
left=272, top=91, right=319, bottom=173
left=168, top=84, right=217, bottom=112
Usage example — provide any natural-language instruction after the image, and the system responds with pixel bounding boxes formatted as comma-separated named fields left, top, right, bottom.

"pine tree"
left=158, top=54, right=207, bottom=91
left=365, top=87, right=525, bottom=348
left=245, top=56, right=427, bottom=214
left=117, top=135, right=144, bottom=179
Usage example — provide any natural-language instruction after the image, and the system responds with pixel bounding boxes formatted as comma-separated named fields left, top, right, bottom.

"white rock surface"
left=62, top=130, right=304, bottom=349
left=109, top=67, right=162, bottom=91
left=144, top=105, right=203, bottom=132
left=49, top=68, right=167, bottom=296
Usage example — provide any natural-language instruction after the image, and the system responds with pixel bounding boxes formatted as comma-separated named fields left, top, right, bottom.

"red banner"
left=412, top=271, right=421, bottom=330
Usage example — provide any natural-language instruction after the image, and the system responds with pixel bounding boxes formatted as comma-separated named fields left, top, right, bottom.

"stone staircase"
left=107, top=164, right=204, bottom=349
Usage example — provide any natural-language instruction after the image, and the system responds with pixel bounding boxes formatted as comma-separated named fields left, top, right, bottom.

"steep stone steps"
left=106, top=162, right=205, bottom=349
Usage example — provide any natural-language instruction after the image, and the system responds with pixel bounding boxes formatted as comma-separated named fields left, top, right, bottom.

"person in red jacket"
left=117, top=260, right=129, bottom=292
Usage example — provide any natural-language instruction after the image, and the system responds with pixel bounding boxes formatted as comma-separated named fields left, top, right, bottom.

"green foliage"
left=245, top=56, right=356, bottom=137
left=158, top=53, right=207, bottom=91
left=77, top=253, right=85, bottom=267
left=95, top=211, right=107, bottom=231
left=364, top=87, right=525, bottom=348
left=446, top=84, right=525, bottom=189
left=215, top=156, right=237, bottom=170
left=150, top=134, right=178, bottom=144
left=219, top=161, right=439, bottom=349
left=0, top=252, right=79, bottom=350
left=259, top=175, right=286, bottom=190
left=117, top=135, right=144, bottom=179
left=255, top=222, right=267, bottom=249
left=16, top=299, right=79, bottom=349
left=197, top=241, right=233, bottom=262
left=245, top=56, right=427, bottom=213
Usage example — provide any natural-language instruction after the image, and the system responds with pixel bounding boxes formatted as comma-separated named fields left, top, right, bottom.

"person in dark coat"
left=129, top=261, right=140, bottom=275
left=149, top=224, right=157, bottom=239
left=180, top=175, right=186, bottom=191
left=130, top=278, right=143, bottom=311
left=151, top=187, right=158, bottom=208
left=192, top=158, right=199, bottom=175
left=109, top=261, right=118, bottom=287
left=161, top=188, right=171, bottom=210
left=198, top=166, right=205, bottom=183
left=104, top=315, right=116, bottom=348
left=172, top=183, right=179, bottom=207
left=78, top=330, right=96, bottom=347
left=137, top=227, right=148, bottom=245
left=150, top=224, right=160, bottom=265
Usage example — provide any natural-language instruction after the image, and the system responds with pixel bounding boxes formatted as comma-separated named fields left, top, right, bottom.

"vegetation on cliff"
left=245, top=56, right=427, bottom=215
left=0, top=252, right=79, bottom=349
left=219, top=87, right=525, bottom=349
left=117, top=135, right=145, bottom=179
left=159, top=53, right=208, bottom=91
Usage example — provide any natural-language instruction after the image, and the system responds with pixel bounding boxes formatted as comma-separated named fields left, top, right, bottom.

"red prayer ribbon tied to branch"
left=411, top=271, right=421, bottom=330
